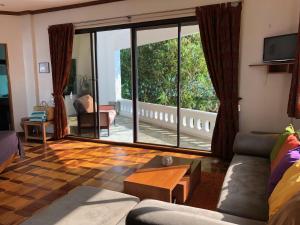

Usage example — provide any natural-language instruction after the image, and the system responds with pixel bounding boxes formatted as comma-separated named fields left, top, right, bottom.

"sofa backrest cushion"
left=73, top=95, right=95, bottom=114
left=271, top=135, right=300, bottom=172
left=267, top=147, right=300, bottom=197
left=268, top=192, right=300, bottom=225
left=233, top=133, right=278, bottom=158
left=270, top=124, right=295, bottom=161
left=268, top=160, right=300, bottom=218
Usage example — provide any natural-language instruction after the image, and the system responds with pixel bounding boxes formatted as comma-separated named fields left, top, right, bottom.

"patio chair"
left=73, top=95, right=116, bottom=136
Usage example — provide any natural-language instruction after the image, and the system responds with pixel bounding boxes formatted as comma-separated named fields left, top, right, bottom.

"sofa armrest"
left=126, top=208, right=234, bottom=225
left=99, top=105, right=115, bottom=110
left=233, top=132, right=278, bottom=158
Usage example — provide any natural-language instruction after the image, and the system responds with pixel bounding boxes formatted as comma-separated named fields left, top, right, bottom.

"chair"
left=73, top=95, right=116, bottom=136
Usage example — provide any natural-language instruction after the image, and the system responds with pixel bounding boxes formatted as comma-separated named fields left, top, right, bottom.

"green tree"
left=120, top=33, right=219, bottom=112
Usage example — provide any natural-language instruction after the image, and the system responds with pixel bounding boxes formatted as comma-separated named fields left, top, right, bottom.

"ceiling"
left=0, top=0, right=120, bottom=13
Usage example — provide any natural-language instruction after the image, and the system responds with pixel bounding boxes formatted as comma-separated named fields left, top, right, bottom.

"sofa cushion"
left=268, top=160, right=300, bottom=218
left=21, top=186, right=139, bottom=225
left=217, top=155, right=269, bottom=221
left=268, top=191, right=300, bottom=225
left=233, top=133, right=278, bottom=158
left=270, top=134, right=300, bottom=172
left=270, top=124, right=295, bottom=161
left=127, top=199, right=265, bottom=225
left=267, top=147, right=300, bottom=197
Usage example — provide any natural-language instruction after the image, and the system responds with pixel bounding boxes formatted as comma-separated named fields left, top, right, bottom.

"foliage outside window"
left=121, top=33, right=219, bottom=112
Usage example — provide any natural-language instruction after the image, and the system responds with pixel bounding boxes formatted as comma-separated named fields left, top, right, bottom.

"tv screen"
left=263, top=33, right=297, bottom=62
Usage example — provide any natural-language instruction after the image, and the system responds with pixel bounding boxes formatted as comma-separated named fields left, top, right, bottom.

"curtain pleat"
left=48, top=23, right=74, bottom=139
left=196, top=3, right=242, bottom=160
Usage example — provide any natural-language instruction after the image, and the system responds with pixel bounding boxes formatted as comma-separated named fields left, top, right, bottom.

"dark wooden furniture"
left=124, top=156, right=201, bottom=203
left=0, top=131, right=23, bottom=173
left=249, top=61, right=295, bottom=73
left=24, top=121, right=54, bottom=144
left=74, top=102, right=117, bottom=136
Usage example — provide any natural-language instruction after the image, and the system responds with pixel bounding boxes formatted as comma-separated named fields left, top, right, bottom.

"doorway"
left=0, top=44, right=13, bottom=130
left=66, top=18, right=218, bottom=151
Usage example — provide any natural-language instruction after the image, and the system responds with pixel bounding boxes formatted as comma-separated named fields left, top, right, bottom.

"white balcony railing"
left=119, top=99, right=217, bottom=140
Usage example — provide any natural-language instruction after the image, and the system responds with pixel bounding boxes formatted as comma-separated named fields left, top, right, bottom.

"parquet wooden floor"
left=0, top=139, right=228, bottom=225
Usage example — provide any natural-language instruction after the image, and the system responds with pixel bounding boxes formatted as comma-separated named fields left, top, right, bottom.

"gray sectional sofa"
left=22, top=133, right=276, bottom=225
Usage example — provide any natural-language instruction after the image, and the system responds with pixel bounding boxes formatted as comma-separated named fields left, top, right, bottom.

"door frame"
left=0, top=43, right=14, bottom=130
left=73, top=17, right=211, bottom=151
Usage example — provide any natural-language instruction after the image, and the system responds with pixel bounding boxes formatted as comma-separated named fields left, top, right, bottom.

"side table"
left=24, top=121, right=54, bottom=144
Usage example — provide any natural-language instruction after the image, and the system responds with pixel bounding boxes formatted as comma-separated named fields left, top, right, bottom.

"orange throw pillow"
left=77, top=95, right=95, bottom=113
left=271, top=135, right=300, bottom=172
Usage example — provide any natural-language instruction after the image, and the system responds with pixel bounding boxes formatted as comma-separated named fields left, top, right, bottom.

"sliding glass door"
left=136, top=25, right=179, bottom=147
left=96, top=29, right=133, bottom=143
left=67, top=18, right=217, bottom=151
left=65, top=33, right=98, bottom=138
left=179, top=23, right=216, bottom=150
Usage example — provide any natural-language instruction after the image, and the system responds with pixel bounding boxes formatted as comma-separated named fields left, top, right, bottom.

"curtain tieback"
left=219, top=98, right=241, bottom=103
left=52, top=93, right=64, bottom=98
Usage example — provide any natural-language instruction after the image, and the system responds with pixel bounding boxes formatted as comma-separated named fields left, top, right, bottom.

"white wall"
left=239, top=0, right=300, bottom=132
left=0, top=15, right=36, bottom=131
left=21, top=15, right=38, bottom=119
left=97, top=29, right=131, bottom=104
left=3, top=0, right=300, bottom=132
left=31, top=0, right=228, bottom=103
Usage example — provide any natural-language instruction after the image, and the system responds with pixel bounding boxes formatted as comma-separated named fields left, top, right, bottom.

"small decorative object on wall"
left=39, top=62, right=50, bottom=73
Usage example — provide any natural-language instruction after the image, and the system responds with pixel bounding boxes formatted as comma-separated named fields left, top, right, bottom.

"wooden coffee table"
left=124, top=156, right=201, bottom=203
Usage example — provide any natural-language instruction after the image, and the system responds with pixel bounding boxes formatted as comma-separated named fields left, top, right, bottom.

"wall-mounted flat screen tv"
left=263, top=33, right=297, bottom=62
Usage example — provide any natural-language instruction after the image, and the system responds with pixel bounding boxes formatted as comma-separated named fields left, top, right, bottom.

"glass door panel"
left=96, top=29, right=133, bottom=143
left=65, top=33, right=98, bottom=138
left=136, top=25, right=178, bottom=146
left=179, top=24, right=217, bottom=151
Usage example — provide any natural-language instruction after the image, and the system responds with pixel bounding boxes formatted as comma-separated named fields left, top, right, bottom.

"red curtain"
left=287, top=18, right=300, bottom=118
left=196, top=3, right=242, bottom=160
left=48, top=23, right=74, bottom=139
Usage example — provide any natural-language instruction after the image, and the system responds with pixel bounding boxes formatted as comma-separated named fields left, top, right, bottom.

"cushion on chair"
left=74, top=95, right=96, bottom=114
left=217, top=155, right=269, bottom=221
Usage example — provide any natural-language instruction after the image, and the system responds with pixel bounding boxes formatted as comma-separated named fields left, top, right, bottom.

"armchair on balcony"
left=73, top=95, right=116, bottom=136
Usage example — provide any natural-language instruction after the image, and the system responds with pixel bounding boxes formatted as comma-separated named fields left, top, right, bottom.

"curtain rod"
left=73, top=0, right=243, bottom=28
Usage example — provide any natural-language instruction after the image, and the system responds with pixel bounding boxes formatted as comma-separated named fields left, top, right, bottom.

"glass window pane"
left=96, top=29, right=133, bottom=143
left=179, top=24, right=218, bottom=151
left=65, top=33, right=97, bottom=138
left=136, top=25, right=178, bottom=146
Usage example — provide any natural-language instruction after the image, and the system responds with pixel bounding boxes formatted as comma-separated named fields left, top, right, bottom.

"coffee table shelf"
left=124, top=156, right=201, bottom=203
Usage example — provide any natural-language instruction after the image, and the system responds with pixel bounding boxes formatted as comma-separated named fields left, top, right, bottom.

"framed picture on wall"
left=39, top=62, right=50, bottom=73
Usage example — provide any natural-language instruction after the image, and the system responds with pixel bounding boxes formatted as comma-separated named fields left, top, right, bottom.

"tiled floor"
left=0, top=139, right=227, bottom=225
left=69, top=115, right=212, bottom=150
